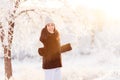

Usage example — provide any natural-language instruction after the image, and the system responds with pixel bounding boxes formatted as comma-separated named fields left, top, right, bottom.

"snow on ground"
left=1, top=49, right=120, bottom=80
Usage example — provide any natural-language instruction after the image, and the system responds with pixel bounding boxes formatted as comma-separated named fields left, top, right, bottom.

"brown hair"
left=40, top=25, right=60, bottom=43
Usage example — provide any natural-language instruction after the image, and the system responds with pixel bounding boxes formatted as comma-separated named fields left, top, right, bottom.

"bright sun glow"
left=22, top=0, right=120, bottom=20
left=68, top=0, right=120, bottom=19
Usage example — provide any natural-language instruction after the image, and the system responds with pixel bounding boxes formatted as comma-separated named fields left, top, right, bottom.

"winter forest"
left=1, top=0, right=120, bottom=80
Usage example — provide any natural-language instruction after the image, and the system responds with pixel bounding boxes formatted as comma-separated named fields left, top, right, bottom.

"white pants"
left=44, top=68, right=62, bottom=80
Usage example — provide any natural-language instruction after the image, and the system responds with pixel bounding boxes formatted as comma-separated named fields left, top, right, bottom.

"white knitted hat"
left=45, top=16, right=54, bottom=25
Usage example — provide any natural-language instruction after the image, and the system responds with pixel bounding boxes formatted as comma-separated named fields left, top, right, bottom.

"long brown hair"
left=40, top=25, right=60, bottom=43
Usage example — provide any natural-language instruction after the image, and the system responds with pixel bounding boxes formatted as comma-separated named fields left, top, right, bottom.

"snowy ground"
left=1, top=50, right=120, bottom=80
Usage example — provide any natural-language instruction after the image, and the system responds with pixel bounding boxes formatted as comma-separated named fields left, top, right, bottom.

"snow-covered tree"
left=0, top=0, right=38, bottom=79
left=0, top=0, right=21, bottom=79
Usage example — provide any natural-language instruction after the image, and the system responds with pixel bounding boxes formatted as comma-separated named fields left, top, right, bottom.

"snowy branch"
left=15, top=9, right=35, bottom=18
left=0, top=22, right=5, bottom=47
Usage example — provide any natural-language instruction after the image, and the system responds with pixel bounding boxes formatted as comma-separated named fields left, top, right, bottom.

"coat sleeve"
left=38, top=47, right=47, bottom=56
left=61, top=43, right=72, bottom=53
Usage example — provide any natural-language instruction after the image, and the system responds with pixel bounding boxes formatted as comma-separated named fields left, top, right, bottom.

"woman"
left=39, top=17, right=62, bottom=80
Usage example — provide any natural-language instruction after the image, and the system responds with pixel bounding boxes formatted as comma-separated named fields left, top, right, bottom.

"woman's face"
left=47, top=23, right=55, bottom=33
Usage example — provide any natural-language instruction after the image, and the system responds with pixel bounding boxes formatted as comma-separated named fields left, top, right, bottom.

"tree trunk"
left=4, top=46, right=12, bottom=80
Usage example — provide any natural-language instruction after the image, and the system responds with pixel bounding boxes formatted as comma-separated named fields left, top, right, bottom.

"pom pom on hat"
left=45, top=16, right=54, bottom=25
